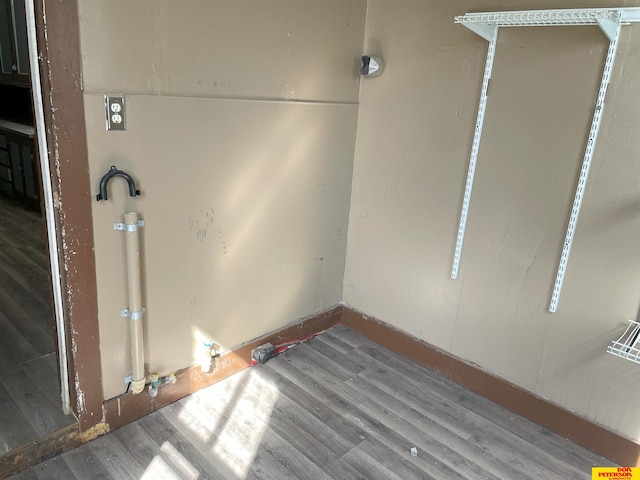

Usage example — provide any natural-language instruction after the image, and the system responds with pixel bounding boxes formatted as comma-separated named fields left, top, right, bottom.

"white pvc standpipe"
left=124, top=212, right=146, bottom=394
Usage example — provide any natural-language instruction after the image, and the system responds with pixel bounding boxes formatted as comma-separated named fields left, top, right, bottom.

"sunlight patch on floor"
left=140, top=454, right=185, bottom=480
left=0, top=436, right=9, bottom=456
left=160, top=441, right=200, bottom=480
left=212, top=369, right=280, bottom=478
left=139, top=441, right=200, bottom=480
left=177, top=368, right=246, bottom=443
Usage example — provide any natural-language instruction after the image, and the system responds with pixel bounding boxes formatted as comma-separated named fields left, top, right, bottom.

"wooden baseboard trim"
left=340, top=307, right=640, bottom=467
left=103, top=305, right=342, bottom=431
left=0, top=423, right=80, bottom=479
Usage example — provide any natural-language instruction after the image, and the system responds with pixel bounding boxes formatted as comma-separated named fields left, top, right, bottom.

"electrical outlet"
left=105, top=95, right=126, bottom=131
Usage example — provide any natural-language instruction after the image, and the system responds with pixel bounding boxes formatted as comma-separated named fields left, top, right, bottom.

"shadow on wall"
left=181, top=106, right=332, bottom=364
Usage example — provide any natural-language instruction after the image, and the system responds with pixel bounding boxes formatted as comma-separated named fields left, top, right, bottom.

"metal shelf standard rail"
left=451, top=7, right=640, bottom=313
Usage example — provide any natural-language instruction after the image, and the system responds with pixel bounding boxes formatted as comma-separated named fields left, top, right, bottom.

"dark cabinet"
left=0, top=0, right=29, bottom=86
left=0, top=134, right=11, bottom=197
left=10, top=136, right=36, bottom=205
left=0, top=120, right=38, bottom=210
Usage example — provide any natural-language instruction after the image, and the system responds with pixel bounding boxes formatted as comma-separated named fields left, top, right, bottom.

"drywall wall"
left=77, top=0, right=365, bottom=400
left=344, top=0, right=640, bottom=441
left=78, top=0, right=363, bottom=103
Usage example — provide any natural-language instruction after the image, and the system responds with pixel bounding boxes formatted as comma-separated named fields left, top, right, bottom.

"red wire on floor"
left=249, top=330, right=325, bottom=366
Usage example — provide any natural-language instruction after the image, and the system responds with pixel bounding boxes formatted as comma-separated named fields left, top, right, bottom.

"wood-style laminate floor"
left=12, top=325, right=616, bottom=480
left=0, top=197, right=75, bottom=456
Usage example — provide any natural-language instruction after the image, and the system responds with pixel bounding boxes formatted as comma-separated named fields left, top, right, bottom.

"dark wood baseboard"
left=100, top=303, right=640, bottom=466
left=103, top=306, right=342, bottom=431
left=0, top=422, right=80, bottom=479
left=340, top=306, right=640, bottom=467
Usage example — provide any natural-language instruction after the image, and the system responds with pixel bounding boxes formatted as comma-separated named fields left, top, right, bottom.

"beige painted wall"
left=78, top=0, right=640, bottom=441
left=77, top=0, right=365, bottom=399
left=344, top=0, right=640, bottom=441
left=78, top=0, right=363, bottom=102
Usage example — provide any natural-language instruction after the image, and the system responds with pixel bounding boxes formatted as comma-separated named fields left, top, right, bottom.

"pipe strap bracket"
left=114, top=220, right=145, bottom=232
left=120, top=307, right=146, bottom=321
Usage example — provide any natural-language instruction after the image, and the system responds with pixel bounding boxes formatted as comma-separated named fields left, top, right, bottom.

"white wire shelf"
left=452, top=6, right=640, bottom=311
left=607, top=320, right=640, bottom=364
left=455, top=8, right=640, bottom=28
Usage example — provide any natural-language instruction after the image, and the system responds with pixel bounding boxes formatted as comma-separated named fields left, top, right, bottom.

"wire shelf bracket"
left=451, top=7, right=640, bottom=313
left=608, top=320, right=640, bottom=365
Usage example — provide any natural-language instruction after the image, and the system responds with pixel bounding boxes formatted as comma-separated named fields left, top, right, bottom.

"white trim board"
left=451, top=7, right=640, bottom=313
left=25, top=0, right=72, bottom=414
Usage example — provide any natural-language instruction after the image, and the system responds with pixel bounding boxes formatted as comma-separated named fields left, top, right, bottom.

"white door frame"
left=25, top=0, right=71, bottom=415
